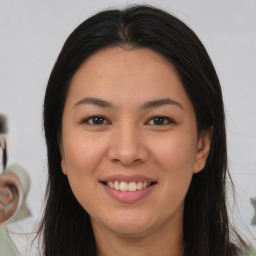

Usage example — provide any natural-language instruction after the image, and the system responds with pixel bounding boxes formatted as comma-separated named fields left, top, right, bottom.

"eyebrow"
left=140, top=98, right=183, bottom=110
left=74, top=97, right=114, bottom=108
left=73, top=97, right=183, bottom=110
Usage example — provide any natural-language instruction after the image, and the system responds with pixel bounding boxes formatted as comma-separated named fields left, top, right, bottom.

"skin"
left=61, top=47, right=212, bottom=256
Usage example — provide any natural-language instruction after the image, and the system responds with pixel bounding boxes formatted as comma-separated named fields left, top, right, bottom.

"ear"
left=193, top=126, right=213, bottom=174
left=59, top=143, right=68, bottom=175
left=61, top=158, right=68, bottom=175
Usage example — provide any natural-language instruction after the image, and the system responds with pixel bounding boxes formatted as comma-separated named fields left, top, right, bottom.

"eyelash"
left=82, top=115, right=175, bottom=126
left=147, top=116, right=175, bottom=125
left=82, top=116, right=110, bottom=125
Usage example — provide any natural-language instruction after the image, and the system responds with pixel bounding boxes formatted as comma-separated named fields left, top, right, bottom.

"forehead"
left=73, top=47, right=176, bottom=85
left=66, top=47, right=192, bottom=110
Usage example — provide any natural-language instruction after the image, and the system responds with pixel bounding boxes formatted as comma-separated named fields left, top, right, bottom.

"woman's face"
left=61, top=47, right=211, bottom=238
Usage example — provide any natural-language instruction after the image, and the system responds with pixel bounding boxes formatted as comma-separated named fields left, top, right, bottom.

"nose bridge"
left=107, top=120, right=148, bottom=165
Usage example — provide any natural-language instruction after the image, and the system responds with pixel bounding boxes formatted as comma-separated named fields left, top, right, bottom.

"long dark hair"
left=40, top=5, right=245, bottom=255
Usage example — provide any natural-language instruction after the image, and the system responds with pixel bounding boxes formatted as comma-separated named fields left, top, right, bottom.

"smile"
left=105, top=181, right=152, bottom=192
left=100, top=174, right=157, bottom=202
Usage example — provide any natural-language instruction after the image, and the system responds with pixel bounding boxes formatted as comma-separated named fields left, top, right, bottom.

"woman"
left=38, top=5, right=253, bottom=256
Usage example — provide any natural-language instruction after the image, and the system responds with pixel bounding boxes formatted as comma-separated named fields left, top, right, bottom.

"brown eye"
left=84, top=116, right=109, bottom=125
left=147, top=116, right=174, bottom=125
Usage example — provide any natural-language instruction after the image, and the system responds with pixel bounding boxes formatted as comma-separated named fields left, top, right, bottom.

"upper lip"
left=100, top=174, right=157, bottom=183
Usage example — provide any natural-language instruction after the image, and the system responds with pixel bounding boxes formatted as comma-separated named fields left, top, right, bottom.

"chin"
left=101, top=210, right=155, bottom=236
left=109, top=223, right=152, bottom=237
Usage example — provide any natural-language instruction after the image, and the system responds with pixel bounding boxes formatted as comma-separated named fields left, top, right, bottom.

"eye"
left=82, top=116, right=109, bottom=125
left=147, top=116, right=175, bottom=125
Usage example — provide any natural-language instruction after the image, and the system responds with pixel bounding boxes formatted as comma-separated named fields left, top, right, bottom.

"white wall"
left=0, top=0, right=255, bottom=254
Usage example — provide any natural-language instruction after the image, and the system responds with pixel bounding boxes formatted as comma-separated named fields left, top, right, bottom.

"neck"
left=93, top=218, right=184, bottom=256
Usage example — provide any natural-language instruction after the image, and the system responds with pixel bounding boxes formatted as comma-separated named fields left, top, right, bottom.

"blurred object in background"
left=0, top=115, right=7, bottom=134
left=0, top=114, right=31, bottom=256
left=0, top=114, right=7, bottom=171
left=251, top=197, right=256, bottom=226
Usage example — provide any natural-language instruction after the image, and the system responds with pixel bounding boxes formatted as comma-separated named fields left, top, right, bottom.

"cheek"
left=150, top=132, right=197, bottom=199
left=62, top=134, right=107, bottom=204
left=63, top=132, right=107, bottom=173
left=153, top=133, right=197, bottom=173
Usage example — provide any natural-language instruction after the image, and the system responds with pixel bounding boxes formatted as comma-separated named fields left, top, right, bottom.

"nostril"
left=107, top=140, right=149, bottom=166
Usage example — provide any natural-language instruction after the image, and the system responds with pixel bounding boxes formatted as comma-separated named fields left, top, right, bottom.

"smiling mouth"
left=101, top=181, right=157, bottom=192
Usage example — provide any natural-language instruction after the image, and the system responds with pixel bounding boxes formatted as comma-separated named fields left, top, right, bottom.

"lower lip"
left=101, top=183, right=156, bottom=203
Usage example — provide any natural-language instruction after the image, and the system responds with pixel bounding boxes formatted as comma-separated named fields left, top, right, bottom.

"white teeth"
left=128, top=181, right=137, bottom=192
left=114, top=181, right=120, bottom=190
left=137, top=181, right=142, bottom=190
left=107, top=181, right=114, bottom=188
left=106, top=181, right=152, bottom=191
left=120, top=181, right=128, bottom=191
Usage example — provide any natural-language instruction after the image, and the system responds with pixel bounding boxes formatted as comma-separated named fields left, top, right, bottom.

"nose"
left=107, top=123, right=149, bottom=166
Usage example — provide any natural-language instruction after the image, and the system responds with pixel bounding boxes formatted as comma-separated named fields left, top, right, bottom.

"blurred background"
left=0, top=0, right=255, bottom=254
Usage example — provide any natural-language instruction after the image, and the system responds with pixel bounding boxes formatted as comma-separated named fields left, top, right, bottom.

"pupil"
left=154, top=117, right=164, bottom=125
left=94, top=117, right=104, bottom=124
